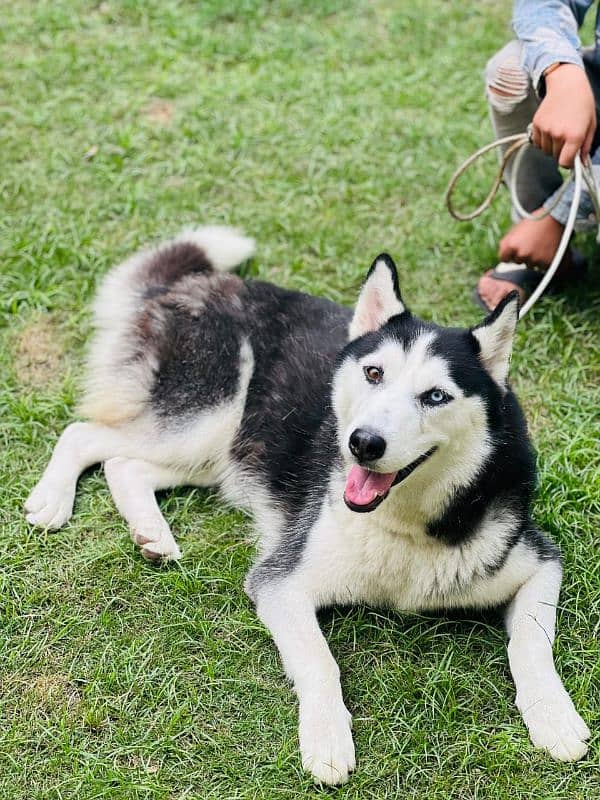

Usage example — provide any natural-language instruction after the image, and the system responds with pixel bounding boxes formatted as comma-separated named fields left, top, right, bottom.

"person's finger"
left=540, top=131, right=555, bottom=158
left=582, top=124, right=595, bottom=161
left=531, top=124, right=542, bottom=150
left=531, top=117, right=542, bottom=148
left=551, top=134, right=563, bottom=162
left=559, top=139, right=579, bottom=168
left=499, top=236, right=517, bottom=262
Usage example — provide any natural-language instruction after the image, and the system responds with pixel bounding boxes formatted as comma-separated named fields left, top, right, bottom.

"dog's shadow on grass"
left=317, top=603, right=507, bottom=657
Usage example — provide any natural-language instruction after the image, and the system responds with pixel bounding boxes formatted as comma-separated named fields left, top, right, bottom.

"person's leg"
left=486, top=40, right=562, bottom=217
left=477, top=41, right=587, bottom=310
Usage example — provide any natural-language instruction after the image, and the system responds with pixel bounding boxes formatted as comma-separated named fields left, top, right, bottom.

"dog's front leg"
left=254, top=583, right=355, bottom=785
left=505, top=558, right=590, bottom=760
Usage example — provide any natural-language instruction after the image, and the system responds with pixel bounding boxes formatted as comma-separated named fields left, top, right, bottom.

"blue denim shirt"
left=514, top=0, right=600, bottom=224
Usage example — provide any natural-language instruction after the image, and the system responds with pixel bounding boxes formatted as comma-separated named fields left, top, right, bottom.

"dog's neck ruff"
left=343, top=447, right=437, bottom=513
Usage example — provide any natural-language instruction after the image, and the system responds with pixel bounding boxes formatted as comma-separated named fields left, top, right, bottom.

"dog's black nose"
left=349, top=428, right=386, bottom=462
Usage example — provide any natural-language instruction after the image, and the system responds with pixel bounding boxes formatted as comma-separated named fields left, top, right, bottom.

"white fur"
left=173, top=226, right=255, bottom=272
left=290, top=476, right=536, bottom=611
left=255, top=585, right=355, bottom=784
left=349, top=258, right=405, bottom=339
left=220, top=471, right=286, bottom=555
left=79, top=245, right=161, bottom=425
left=505, top=561, right=590, bottom=760
left=25, top=421, right=131, bottom=529
left=26, top=338, right=256, bottom=548
left=105, top=457, right=183, bottom=561
left=471, top=295, right=519, bottom=386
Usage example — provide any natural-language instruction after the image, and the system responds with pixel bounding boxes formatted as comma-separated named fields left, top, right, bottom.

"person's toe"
left=477, top=271, right=525, bottom=311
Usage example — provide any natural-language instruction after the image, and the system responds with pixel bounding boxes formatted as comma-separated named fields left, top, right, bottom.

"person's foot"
left=477, top=262, right=541, bottom=309
left=476, top=249, right=586, bottom=312
left=477, top=209, right=573, bottom=310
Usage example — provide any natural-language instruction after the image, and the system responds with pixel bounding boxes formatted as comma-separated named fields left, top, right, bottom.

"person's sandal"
left=474, top=252, right=588, bottom=312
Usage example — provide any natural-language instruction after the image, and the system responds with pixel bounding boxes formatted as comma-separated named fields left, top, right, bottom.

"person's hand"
left=498, top=210, right=564, bottom=267
left=531, top=63, right=596, bottom=167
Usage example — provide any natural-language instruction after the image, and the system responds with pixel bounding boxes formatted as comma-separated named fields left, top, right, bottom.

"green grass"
left=1, top=1, right=598, bottom=798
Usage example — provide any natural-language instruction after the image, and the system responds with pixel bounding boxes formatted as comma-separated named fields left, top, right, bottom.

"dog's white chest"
left=297, top=496, right=533, bottom=613
left=298, top=502, right=450, bottom=610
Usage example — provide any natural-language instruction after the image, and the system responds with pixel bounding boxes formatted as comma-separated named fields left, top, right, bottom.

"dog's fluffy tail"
left=94, top=226, right=255, bottom=316
left=173, top=226, right=256, bottom=272
left=79, top=226, right=255, bottom=426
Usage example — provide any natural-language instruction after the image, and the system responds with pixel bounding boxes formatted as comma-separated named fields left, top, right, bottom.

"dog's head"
left=332, top=254, right=519, bottom=513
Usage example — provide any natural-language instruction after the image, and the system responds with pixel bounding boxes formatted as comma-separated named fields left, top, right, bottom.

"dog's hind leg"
left=104, top=457, right=182, bottom=562
left=25, top=421, right=136, bottom=529
left=505, top=559, right=590, bottom=761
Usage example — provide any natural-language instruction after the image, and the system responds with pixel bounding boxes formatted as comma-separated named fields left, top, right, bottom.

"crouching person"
left=476, top=0, right=600, bottom=311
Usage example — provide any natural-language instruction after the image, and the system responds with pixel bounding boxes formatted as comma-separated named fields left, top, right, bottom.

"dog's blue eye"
left=421, top=388, right=451, bottom=406
left=364, top=365, right=383, bottom=384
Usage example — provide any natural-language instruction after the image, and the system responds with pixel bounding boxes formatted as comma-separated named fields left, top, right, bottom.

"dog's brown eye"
left=363, top=365, right=383, bottom=384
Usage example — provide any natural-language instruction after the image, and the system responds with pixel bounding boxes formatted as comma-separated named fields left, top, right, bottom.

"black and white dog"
left=25, top=227, right=590, bottom=783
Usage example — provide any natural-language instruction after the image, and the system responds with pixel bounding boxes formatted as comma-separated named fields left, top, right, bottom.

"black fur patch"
left=150, top=300, right=244, bottom=417
left=425, top=388, right=536, bottom=548
left=144, top=242, right=213, bottom=286
left=231, top=281, right=351, bottom=515
left=522, top=526, right=560, bottom=562
left=245, top=418, right=342, bottom=601
left=145, top=271, right=351, bottom=491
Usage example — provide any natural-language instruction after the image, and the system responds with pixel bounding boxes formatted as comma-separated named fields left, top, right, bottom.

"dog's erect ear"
left=471, top=291, right=519, bottom=385
left=349, top=254, right=406, bottom=339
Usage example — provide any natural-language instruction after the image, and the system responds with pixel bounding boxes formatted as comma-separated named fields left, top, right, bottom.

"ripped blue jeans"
left=485, top=40, right=600, bottom=226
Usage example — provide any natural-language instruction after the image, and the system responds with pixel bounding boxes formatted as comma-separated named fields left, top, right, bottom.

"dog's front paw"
left=24, top=480, right=75, bottom=530
left=299, top=696, right=355, bottom=785
left=518, top=685, right=590, bottom=761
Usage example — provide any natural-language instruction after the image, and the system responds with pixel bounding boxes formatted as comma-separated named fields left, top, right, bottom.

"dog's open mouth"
left=343, top=447, right=437, bottom=513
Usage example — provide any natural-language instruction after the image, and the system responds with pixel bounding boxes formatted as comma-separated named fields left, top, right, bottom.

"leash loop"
left=445, top=134, right=600, bottom=318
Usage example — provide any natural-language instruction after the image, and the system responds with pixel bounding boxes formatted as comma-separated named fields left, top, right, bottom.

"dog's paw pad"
left=521, top=693, right=590, bottom=761
left=24, top=483, right=74, bottom=529
left=299, top=701, right=355, bottom=785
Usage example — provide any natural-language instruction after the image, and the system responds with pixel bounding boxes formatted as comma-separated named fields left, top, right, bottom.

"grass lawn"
left=1, top=1, right=598, bottom=797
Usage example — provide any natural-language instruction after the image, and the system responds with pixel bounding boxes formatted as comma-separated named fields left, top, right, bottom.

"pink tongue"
left=344, top=465, right=397, bottom=507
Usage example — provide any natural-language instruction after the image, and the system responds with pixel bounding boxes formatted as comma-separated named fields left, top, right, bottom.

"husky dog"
left=25, top=227, right=590, bottom=784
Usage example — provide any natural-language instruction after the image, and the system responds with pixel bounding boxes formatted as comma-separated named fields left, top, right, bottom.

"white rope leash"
left=445, top=131, right=600, bottom=318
